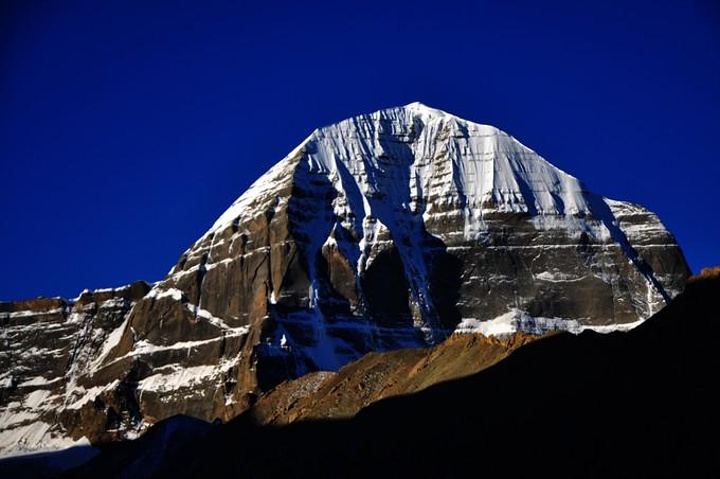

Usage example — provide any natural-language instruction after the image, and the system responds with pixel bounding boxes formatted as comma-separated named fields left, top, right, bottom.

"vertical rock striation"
left=0, top=103, right=690, bottom=450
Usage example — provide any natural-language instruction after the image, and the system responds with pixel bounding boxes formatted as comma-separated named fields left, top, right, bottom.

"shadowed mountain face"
left=62, top=103, right=687, bottom=442
left=64, top=271, right=720, bottom=479
left=0, top=103, right=690, bottom=453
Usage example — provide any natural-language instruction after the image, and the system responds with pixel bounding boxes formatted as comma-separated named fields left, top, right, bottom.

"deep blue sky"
left=1, top=0, right=718, bottom=300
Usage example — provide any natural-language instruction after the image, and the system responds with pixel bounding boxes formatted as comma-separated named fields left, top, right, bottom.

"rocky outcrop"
left=0, top=103, right=691, bottom=451
left=0, top=282, right=150, bottom=455
left=689, top=266, right=720, bottom=282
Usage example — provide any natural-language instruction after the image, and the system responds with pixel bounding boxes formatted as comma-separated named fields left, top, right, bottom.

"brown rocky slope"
left=250, top=331, right=538, bottom=425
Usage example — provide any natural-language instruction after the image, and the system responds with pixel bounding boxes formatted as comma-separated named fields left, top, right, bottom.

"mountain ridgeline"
left=0, top=103, right=689, bottom=454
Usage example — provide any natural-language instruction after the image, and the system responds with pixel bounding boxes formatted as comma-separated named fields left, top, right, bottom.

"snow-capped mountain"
left=0, top=103, right=689, bottom=454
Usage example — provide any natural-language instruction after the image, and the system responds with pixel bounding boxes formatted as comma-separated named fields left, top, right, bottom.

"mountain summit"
left=0, top=104, right=689, bottom=454
left=212, top=101, right=593, bottom=235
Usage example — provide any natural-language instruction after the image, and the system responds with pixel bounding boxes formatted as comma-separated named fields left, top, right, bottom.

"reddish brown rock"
left=0, top=104, right=692, bottom=453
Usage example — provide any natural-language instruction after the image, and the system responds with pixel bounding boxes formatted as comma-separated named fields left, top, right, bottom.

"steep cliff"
left=0, top=103, right=690, bottom=452
left=0, top=282, right=150, bottom=455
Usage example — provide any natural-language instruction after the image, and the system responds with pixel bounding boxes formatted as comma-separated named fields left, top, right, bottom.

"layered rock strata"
left=0, top=103, right=690, bottom=450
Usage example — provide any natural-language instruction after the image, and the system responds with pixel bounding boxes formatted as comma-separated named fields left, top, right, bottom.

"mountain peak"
left=212, top=103, right=587, bottom=236
left=405, top=100, right=432, bottom=108
left=381, top=102, right=490, bottom=132
left=402, top=101, right=453, bottom=118
left=202, top=103, right=687, bottom=324
left=343, top=101, right=480, bottom=129
left=0, top=104, right=690, bottom=457
left=134, top=103, right=687, bottom=436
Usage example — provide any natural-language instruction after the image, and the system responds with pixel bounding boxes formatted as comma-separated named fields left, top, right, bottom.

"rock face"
left=66, top=266, right=720, bottom=479
left=0, top=103, right=690, bottom=452
left=0, top=282, right=150, bottom=455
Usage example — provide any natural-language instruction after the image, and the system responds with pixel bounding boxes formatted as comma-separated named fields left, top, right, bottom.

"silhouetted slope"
left=67, top=273, right=720, bottom=478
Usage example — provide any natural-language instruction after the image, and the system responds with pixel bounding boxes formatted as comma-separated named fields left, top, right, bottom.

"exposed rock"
left=250, top=332, right=537, bottom=425
left=689, top=266, right=720, bottom=282
left=0, top=282, right=150, bottom=456
left=62, top=270, right=720, bottom=479
left=0, top=103, right=690, bottom=451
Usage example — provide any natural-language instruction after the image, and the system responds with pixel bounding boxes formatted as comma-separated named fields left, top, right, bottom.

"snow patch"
left=137, top=358, right=238, bottom=394
left=146, top=287, right=184, bottom=301
left=0, top=308, right=64, bottom=320
left=535, top=271, right=585, bottom=282
left=65, top=380, right=120, bottom=410
left=0, top=422, right=92, bottom=459
left=91, top=317, right=129, bottom=368
left=456, top=308, right=645, bottom=337
left=18, top=376, right=62, bottom=388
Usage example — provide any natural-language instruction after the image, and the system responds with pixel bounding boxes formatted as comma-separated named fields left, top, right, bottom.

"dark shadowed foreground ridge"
left=63, top=269, right=720, bottom=478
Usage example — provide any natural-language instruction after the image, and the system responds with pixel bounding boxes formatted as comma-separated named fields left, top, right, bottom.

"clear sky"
left=1, top=0, right=718, bottom=300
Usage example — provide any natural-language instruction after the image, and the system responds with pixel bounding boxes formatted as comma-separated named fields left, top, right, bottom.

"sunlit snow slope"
left=0, top=103, right=690, bottom=454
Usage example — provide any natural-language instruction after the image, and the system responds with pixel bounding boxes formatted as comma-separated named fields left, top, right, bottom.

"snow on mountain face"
left=0, top=103, right=690, bottom=452
left=212, top=102, right=590, bottom=235
left=0, top=283, right=150, bottom=457
left=201, top=102, right=685, bottom=326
